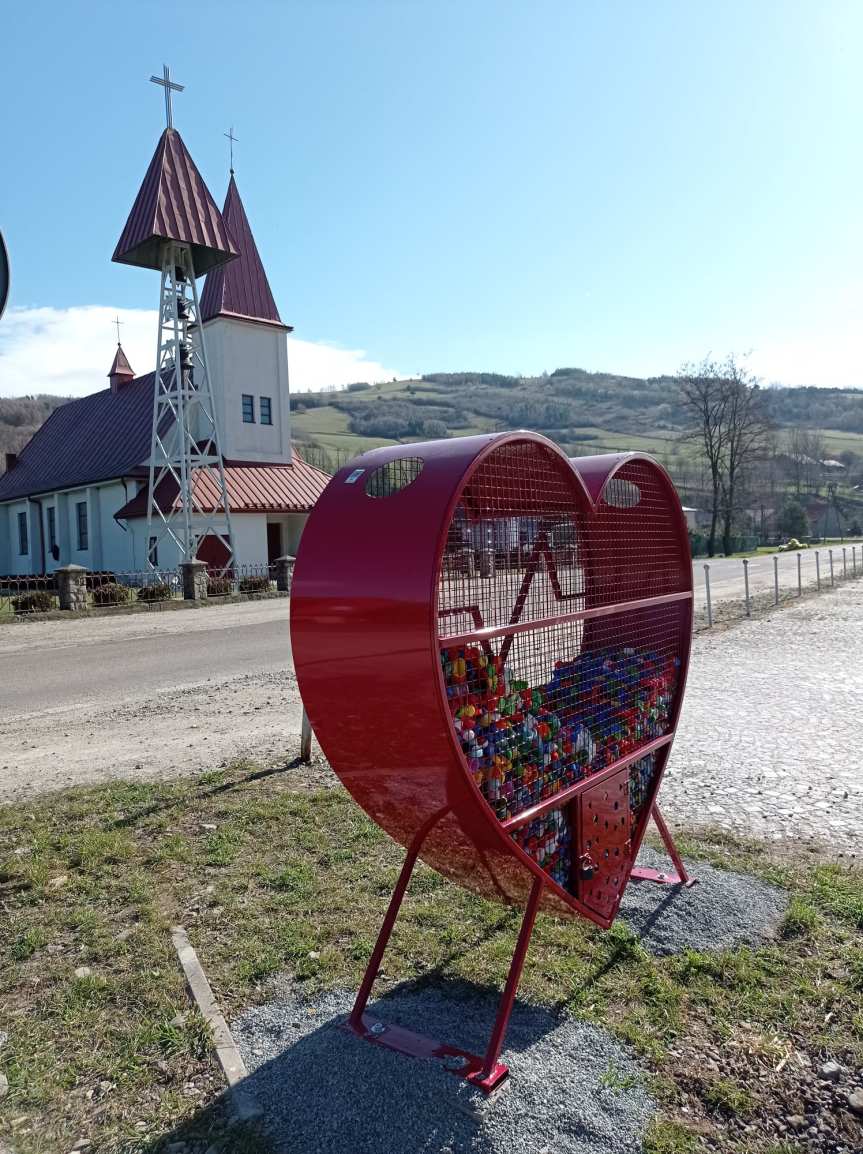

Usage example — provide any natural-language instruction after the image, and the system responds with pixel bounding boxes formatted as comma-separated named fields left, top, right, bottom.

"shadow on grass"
left=107, top=758, right=309, bottom=831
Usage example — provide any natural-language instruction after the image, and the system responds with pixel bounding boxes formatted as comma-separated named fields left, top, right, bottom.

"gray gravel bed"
left=231, top=982, right=655, bottom=1154
left=619, top=846, right=789, bottom=955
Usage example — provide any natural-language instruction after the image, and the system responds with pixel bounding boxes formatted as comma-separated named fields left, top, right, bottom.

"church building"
left=0, top=119, right=330, bottom=577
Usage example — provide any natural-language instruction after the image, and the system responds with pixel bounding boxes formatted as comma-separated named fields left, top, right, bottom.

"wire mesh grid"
left=435, top=442, right=688, bottom=899
left=586, top=459, right=689, bottom=606
left=438, top=441, right=584, bottom=638
left=440, top=605, right=682, bottom=824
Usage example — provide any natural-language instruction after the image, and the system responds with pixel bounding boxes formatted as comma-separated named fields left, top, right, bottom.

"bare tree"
left=786, top=426, right=826, bottom=495
left=678, top=356, right=772, bottom=556
left=718, top=359, right=772, bottom=555
left=678, top=358, right=728, bottom=556
left=678, top=360, right=733, bottom=558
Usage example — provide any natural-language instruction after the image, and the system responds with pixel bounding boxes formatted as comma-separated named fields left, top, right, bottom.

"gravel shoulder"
left=0, top=670, right=304, bottom=802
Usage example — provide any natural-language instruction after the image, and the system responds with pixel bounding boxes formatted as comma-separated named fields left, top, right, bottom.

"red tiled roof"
left=108, top=344, right=134, bottom=379
left=200, top=175, right=288, bottom=328
left=115, top=456, right=331, bottom=519
left=0, top=375, right=156, bottom=503
left=112, top=129, right=238, bottom=275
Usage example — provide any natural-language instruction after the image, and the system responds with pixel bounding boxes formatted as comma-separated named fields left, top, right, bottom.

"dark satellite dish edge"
left=0, top=230, right=9, bottom=322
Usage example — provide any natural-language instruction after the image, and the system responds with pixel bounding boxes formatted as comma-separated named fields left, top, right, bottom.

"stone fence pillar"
left=56, top=564, right=88, bottom=612
left=180, top=560, right=208, bottom=602
left=275, top=554, right=296, bottom=593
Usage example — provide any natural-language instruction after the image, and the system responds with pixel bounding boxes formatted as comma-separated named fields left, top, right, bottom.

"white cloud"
left=745, top=283, right=863, bottom=389
left=0, top=305, right=402, bottom=398
left=746, top=329, right=863, bottom=389
left=285, top=336, right=401, bottom=391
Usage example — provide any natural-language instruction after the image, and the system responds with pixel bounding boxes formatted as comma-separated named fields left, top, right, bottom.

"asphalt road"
left=0, top=600, right=293, bottom=715
left=692, top=543, right=863, bottom=611
left=3, top=549, right=862, bottom=716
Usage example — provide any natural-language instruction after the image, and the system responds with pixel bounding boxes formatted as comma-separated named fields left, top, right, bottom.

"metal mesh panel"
left=436, top=441, right=687, bottom=900
left=438, top=442, right=584, bottom=638
left=587, top=459, right=688, bottom=606
left=441, top=607, right=681, bottom=820
left=365, top=457, right=424, bottom=498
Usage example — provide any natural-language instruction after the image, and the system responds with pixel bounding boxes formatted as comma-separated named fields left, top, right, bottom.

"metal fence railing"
left=1, top=562, right=282, bottom=617
left=0, top=573, right=60, bottom=616
left=699, top=543, right=863, bottom=628
left=87, top=570, right=183, bottom=608
left=206, top=563, right=277, bottom=597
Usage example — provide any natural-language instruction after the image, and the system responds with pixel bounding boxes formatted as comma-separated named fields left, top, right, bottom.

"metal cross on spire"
left=149, top=64, right=184, bottom=130
left=224, top=126, right=238, bottom=174
left=113, top=315, right=123, bottom=345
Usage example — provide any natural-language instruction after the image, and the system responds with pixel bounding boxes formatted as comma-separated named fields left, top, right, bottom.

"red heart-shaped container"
left=292, top=431, right=692, bottom=930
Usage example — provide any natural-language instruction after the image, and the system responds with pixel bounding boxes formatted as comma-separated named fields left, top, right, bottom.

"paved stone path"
left=662, top=578, right=862, bottom=857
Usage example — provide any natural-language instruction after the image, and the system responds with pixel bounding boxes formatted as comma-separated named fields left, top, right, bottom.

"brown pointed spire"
left=108, top=343, right=135, bottom=393
left=112, top=129, right=238, bottom=275
left=200, top=174, right=289, bottom=328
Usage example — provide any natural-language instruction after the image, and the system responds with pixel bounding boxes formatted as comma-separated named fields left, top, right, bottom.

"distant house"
left=681, top=506, right=698, bottom=533
left=0, top=169, right=330, bottom=576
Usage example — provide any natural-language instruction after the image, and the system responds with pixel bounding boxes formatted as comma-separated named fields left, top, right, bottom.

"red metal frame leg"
left=348, top=821, right=430, bottom=1030
left=630, top=804, right=697, bottom=888
left=345, top=839, right=545, bottom=1095
left=469, top=874, right=545, bottom=1091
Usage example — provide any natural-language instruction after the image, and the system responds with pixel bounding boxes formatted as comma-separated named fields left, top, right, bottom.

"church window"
left=148, top=537, right=159, bottom=567
left=242, top=394, right=255, bottom=423
left=76, top=501, right=89, bottom=551
left=47, top=506, right=57, bottom=552
left=17, top=511, right=28, bottom=556
left=260, top=396, right=273, bottom=426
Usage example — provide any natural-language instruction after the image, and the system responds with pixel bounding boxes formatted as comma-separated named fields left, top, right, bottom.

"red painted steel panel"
left=575, top=768, right=633, bottom=922
left=291, top=432, right=693, bottom=929
left=113, top=129, right=238, bottom=274
left=200, top=175, right=286, bottom=327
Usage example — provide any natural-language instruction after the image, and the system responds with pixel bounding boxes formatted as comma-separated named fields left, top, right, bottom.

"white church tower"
left=198, top=174, right=293, bottom=465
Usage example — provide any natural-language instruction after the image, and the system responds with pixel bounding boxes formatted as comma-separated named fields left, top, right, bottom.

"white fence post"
left=815, top=550, right=821, bottom=591
left=743, top=557, right=751, bottom=617
left=797, top=552, right=803, bottom=596
left=703, top=563, right=713, bottom=627
left=300, top=709, right=313, bottom=763
left=773, top=554, right=779, bottom=606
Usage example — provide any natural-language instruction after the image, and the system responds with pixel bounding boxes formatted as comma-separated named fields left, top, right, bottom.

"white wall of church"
left=2, top=500, right=32, bottom=574
left=200, top=316, right=292, bottom=465
left=125, top=511, right=270, bottom=571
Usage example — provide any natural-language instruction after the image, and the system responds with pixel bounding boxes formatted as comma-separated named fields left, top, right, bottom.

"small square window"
left=242, top=394, right=255, bottom=423
left=260, top=396, right=273, bottom=426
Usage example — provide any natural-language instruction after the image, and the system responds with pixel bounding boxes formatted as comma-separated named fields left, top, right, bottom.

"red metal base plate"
left=631, top=865, right=698, bottom=888
left=343, top=1014, right=509, bottom=1093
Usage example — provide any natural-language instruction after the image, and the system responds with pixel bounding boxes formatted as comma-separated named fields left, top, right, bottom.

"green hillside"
left=292, top=369, right=863, bottom=470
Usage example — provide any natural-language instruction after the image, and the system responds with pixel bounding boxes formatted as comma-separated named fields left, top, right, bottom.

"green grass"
left=1, top=768, right=861, bottom=1153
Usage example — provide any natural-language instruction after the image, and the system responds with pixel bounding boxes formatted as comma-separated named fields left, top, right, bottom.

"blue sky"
left=1, top=0, right=861, bottom=395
